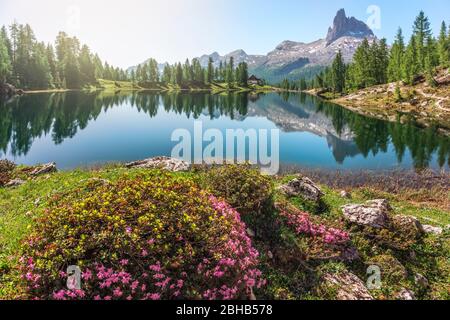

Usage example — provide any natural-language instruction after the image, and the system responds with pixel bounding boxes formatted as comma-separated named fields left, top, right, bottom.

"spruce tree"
left=388, top=28, right=405, bottom=82
left=331, top=50, right=345, bottom=94
left=0, top=30, right=12, bottom=83
left=403, top=36, right=419, bottom=85
left=412, top=11, right=432, bottom=71
left=207, top=57, right=214, bottom=83
left=438, top=21, right=449, bottom=67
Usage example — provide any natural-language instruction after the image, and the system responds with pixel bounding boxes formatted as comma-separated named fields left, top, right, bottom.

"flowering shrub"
left=205, top=164, right=274, bottom=217
left=280, top=208, right=350, bottom=245
left=19, top=172, right=264, bottom=300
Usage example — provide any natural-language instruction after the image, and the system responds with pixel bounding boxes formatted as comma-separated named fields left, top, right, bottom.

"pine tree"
left=388, top=28, right=406, bottom=82
left=29, top=41, right=52, bottom=89
left=0, top=30, right=12, bottom=83
left=412, top=11, right=432, bottom=71
left=403, top=36, right=419, bottom=85
left=175, top=63, right=183, bottom=85
left=207, top=57, right=214, bottom=84
left=226, top=57, right=234, bottom=86
left=162, top=64, right=171, bottom=84
left=78, top=45, right=95, bottom=85
left=438, top=21, right=449, bottom=67
left=351, top=38, right=372, bottom=89
left=331, top=50, right=345, bottom=94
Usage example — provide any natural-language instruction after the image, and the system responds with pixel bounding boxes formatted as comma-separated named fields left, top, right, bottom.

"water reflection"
left=0, top=91, right=449, bottom=170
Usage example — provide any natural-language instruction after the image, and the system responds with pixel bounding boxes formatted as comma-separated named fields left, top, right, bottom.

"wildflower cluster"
left=279, top=205, right=350, bottom=246
left=19, top=172, right=263, bottom=300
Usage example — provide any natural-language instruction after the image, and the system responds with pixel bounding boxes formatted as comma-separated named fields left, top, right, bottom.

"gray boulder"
left=30, top=162, right=57, bottom=176
left=396, top=288, right=416, bottom=300
left=392, top=215, right=425, bottom=238
left=5, top=178, right=25, bottom=188
left=414, top=273, right=429, bottom=289
left=279, top=176, right=324, bottom=203
left=126, top=156, right=190, bottom=172
left=323, top=271, right=373, bottom=300
left=341, top=199, right=391, bottom=228
left=422, top=225, right=443, bottom=235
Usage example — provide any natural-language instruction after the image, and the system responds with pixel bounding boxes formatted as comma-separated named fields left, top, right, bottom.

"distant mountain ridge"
left=129, top=9, right=376, bottom=83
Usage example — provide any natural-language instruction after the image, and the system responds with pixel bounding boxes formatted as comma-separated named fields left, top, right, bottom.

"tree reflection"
left=0, top=91, right=449, bottom=170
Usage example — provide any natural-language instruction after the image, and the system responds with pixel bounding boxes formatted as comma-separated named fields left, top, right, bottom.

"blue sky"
left=1, top=0, right=449, bottom=68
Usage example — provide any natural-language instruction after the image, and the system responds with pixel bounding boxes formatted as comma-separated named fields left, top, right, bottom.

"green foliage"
left=0, top=28, right=12, bottom=84
left=205, top=164, right=274, bottom=217
left=331, top=50, right=345, bottom=94
left=368, top=254, right=407, bottom=285
left=18, top=171, right=263, bottom=300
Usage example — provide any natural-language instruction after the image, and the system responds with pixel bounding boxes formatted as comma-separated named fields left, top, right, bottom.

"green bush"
left=368, top=254, right=407, bottom=285
left=205, top=164, right=274, bottom=217
left=19, top=172, right=264, bottom=300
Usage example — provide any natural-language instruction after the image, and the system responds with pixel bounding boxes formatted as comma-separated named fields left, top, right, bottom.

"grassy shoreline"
left=304, top=69, right=450, bottom=136
left=0, top=161, right=448, bottom=300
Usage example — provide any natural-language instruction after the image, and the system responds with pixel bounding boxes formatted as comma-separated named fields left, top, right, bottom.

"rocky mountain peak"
left=325, top=9, right=374, bottom=46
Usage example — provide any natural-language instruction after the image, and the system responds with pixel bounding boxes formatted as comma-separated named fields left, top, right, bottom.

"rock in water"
left=341, top=199, right=390, bottom=228
left=126, top=156, right=190, bottom=172
left=325, top=9, right=374, bottom=46
left=323, top=272, right=373, bottom=300
left=30, top=162, right=57, bottom=176
left=279, top=175, right=324, bottom=203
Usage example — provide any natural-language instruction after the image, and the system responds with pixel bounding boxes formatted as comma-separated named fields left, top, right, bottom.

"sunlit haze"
left=1, top=0, right=449, bottom=68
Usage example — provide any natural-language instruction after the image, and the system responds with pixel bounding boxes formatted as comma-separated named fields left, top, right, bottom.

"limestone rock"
left=125, top=157, right=190, bottom=172
left=323, top=271, right=373, bottom=300
left=340, top=190, right=351, bottom=199
left=5, top=178, right=25, bottom=188
left=279, top=176, right=324, bottom=203
left=246, top=228, right=255, bottom=238
left=422, top=225, right=443, bottom=235
left=392, top=215, right=425, bottom=239
left=30, top=162, right=57, bottom=176
left=325, top=9, right=374, bottom=46
left=341, top=199, right=391, bottom=228
left=414, top=273, right=429, bottom=289
left=396, top=288, right=416, bottom=300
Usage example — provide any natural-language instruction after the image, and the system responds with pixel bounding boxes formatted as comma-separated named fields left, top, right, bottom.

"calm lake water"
left=0, top=91, right=449, bottom=171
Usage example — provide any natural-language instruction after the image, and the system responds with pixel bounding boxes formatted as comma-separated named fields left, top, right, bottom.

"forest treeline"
left=280, top=11, right=450, bottom=93
left=132, top=57, right=251, bottom=88
left=0, top=23, right=132, bottom=89
left=0, top=23, right=251, bottom=90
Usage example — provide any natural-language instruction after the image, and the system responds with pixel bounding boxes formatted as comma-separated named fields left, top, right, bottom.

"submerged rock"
left=30, top=162, right=57, bottom=176
left=341, top=199, right=391, bottom=228
left=323, top=271, right=373, bottom=300
left=279, top=175, right=324, bottom=203
left=126, top=156, right=190, bottom=172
